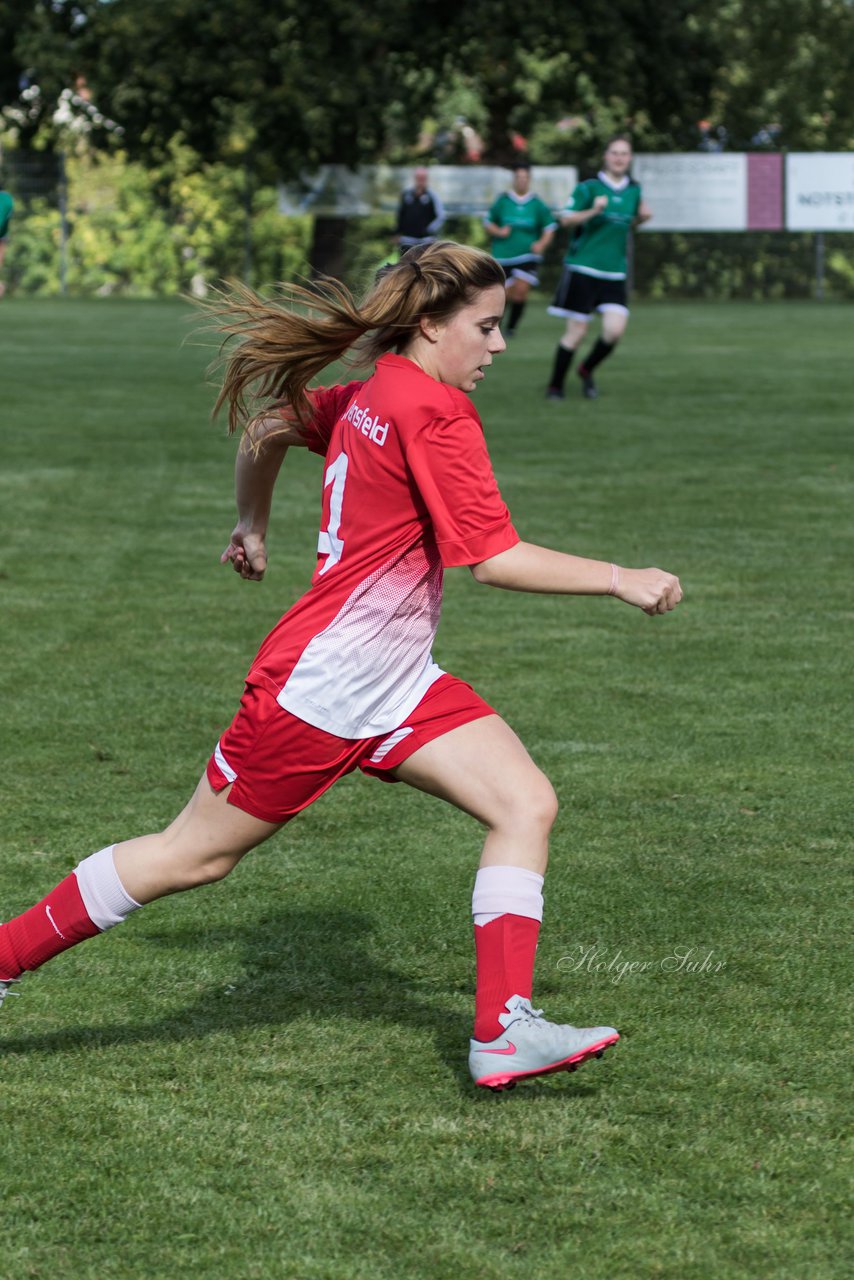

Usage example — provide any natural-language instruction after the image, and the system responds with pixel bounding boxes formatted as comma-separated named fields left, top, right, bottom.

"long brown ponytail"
left=208, top=241, right=506, bottom=434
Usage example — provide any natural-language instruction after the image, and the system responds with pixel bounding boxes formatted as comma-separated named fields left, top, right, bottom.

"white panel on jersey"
left=277, top=542, right=445, bottom=739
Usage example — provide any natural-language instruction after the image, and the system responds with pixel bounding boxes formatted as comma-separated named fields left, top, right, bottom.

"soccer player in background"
left=484, top=161, right=557, bottom=337
left=0, top=182, right=14, bottom=298
left=546, top=136, right=651, bottom=400
left=0, top=242, right=681, bottom=1090
left=393, top=167, right=445, bottom=253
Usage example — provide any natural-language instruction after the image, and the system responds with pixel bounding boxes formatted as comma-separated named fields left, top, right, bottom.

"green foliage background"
left=4, top=143, right=313, bottom=297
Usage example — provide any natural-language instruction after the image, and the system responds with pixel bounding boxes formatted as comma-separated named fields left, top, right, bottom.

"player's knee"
left=531, top=776, right=559, bottom=833
left=198, top=852, right=242, bottom=886
left=503, top=772, right=558, bottom=837
left=167, top=850, right=242, bottom=891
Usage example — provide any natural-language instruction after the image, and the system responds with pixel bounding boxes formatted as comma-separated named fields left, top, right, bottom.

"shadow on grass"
left=0, top=908, right=606, bottom=1100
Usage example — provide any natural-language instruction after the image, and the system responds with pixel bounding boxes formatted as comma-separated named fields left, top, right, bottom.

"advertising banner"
left=786, top=153, right=854, bottom=230
left=633, top=154, right=748, bottom=230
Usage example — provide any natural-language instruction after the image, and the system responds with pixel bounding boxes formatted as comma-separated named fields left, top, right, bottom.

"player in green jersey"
left=0, top=185, right=14, bottom=299
left=546, top=137, right=651, bottom=400
left=484, top=162, right=557, bottom=337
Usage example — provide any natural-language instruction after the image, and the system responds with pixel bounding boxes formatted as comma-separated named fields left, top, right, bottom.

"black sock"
left=578, top=339, right=616, bottom=377
left=507, top=301, right=525, bottom=333
left=548, top=344, right=575, bottom=390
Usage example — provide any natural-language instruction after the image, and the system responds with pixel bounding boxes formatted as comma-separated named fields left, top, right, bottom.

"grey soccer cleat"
left=469, top=994, right=619, bottom=1090
left=0, top=978, right=21, bottom=1009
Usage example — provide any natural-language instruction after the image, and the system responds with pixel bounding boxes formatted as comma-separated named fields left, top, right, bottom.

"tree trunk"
left=309, top=215, right=349, bottom=281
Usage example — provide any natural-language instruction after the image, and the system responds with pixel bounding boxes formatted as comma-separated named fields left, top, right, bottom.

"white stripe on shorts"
left=508, top=267, right=540, bottom=286
left=548, top=306, right=591, bottom=321
left=214, top=740, right=238, bottom=783
left=368, top=725, right=414, bottom=765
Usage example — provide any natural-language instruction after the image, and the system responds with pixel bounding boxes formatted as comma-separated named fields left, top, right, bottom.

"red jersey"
left=248, top=353, right=519, bottom=738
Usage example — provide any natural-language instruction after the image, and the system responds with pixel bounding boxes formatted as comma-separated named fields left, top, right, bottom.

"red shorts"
left=205, top=673, right=495, bottom=824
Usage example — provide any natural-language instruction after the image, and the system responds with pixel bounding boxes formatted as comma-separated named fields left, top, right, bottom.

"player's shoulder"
left=571, top=176, right=599, bottom=201
left=401, top=367, right=475, bottom=421
left=437, top=382, right=480, bottom=419
left=302, top=379, right=365, bottom=451
left=421, top=390, right=485, bottom=449
left=313, top=379, right=363, bottom=415
left=387, top=361, right=481, bottom=434
left=368, top=353, right=460, bottom=412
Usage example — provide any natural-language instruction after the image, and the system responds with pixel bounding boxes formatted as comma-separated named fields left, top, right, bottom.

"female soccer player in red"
left=0, top=242, right=682, bottom=1089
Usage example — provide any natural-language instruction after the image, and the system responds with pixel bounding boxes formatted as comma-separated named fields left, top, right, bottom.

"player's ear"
left=418, top=314, right=442, bottom=343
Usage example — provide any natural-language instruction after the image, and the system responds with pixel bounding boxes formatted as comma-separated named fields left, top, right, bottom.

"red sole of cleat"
left=477, top=1032, right=620, bottom=1090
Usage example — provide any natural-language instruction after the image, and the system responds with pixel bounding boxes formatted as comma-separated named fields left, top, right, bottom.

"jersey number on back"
left=317, top=450, right=349, bottom=575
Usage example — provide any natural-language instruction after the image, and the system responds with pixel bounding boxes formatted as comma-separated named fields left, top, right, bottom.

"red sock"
left=473, top=913, right=541, bottom=1042
left=0, top=874, right=101, bottom=977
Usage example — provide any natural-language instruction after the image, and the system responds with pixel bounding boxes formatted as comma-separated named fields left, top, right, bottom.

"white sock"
left=74, top=845, right=142, bottom=931
left=472, top=865, right=544, bottom=928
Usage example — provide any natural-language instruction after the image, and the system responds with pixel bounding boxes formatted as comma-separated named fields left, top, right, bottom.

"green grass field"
left=1, top=297, right=850, bottom=1279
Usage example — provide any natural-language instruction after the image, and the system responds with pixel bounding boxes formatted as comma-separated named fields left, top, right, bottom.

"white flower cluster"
left=52, top=87, right=124, bottom=136
left=1, top=84, right=124, bottom=138
left=2, top=83, right=43, bottom=128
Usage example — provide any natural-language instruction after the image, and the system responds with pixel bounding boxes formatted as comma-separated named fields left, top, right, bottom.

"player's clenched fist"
left=220, top=528, right=268, bottom=580
left=615, top=566, right=682, bottom=615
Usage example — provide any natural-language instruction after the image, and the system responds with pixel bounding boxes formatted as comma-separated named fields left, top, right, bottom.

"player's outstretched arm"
left=560, top=195, right=608, bottom=228
left=470, top=540, right=682, bottom=616
left=221, top=413, right=306, bottom=581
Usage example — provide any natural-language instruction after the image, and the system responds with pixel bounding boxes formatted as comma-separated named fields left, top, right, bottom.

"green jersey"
left=0, top=190, right=13, bottom=240
left=561, top=173, right=642, bottom=279
left=486, top=192, right=557, bottom=264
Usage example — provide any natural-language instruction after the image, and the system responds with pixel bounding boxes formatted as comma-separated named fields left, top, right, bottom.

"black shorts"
left=548, top=267, right=629, bottom=320
left=499, top=255, right=543, bottom=288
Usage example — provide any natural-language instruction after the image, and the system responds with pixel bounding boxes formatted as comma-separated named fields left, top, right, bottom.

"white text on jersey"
left=343, top=399, right=390, bottom=447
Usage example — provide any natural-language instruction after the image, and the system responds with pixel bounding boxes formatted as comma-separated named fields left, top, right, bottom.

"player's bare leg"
left=392, top=713, right=555, bottom=875
left=112, top=777, right=281, bottom=904
left=601, top=310, right=628, bottom=344
left=577, top=308, right=629, bottom=399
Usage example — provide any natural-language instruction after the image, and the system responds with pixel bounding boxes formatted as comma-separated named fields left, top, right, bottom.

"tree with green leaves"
left=705, top=0, right=854, bottom=150
left=5, top=0, right=853, bottom=171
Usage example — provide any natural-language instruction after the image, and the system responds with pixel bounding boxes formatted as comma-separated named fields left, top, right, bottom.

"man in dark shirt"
left=394, top=167, right=445, bottom=251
